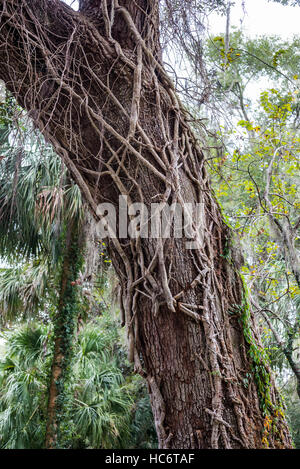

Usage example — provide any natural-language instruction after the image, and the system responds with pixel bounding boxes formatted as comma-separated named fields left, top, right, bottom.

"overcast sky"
left=209, top=0, right=300, bottom=39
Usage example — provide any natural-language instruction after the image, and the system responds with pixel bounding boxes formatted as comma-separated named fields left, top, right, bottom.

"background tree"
left=202, top=31, right=300, bottom=403
left=0, top=313, right=156, bottom=449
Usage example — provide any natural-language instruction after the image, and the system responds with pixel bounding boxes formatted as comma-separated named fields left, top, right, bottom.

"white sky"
left=209, top=0, right=300, bottom=39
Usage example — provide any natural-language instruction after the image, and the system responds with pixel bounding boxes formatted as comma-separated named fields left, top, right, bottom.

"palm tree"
left=71, top=321, right=133, bottom=448
left=0, top=323, right=49, bottom=449
left=0, top=313, right=155, bottom=449
left=0, top=261, right=50, bottom=323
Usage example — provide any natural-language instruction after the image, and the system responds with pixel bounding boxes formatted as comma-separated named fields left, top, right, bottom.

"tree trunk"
left=45, top=218, right=81, bottom=448
left=0, top=0, right=293, bottom=448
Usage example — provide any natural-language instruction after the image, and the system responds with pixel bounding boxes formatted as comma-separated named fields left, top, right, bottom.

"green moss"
left=235, top=275, right=273, bottom=414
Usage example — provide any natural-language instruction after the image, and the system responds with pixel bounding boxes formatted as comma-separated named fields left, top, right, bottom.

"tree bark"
left=0, top=0, right=293, bottom=448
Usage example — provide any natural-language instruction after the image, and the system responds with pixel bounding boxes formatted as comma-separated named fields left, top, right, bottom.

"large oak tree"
left=0, top=0, right=293, bottom=448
